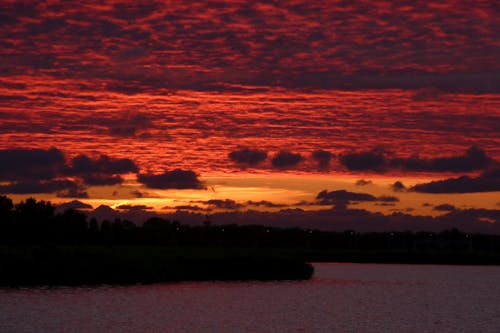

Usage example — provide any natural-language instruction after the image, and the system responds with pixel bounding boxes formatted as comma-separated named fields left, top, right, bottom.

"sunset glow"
left=0, top=0, right=498, bottom=232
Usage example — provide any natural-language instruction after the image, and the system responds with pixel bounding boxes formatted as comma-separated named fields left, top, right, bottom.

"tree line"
left=1, top=195, right=499, bottom=252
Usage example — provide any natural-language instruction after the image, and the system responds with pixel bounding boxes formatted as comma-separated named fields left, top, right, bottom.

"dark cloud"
left=0, top=148, right=65, bottom=181
left=391, top=146, right=493, bottom=172
left=205, top=199, right=244, bottom=210
left=339, top=148, right=386, bottom=171
left=410, top=168, right=500, bottom=193
left=355, top=179, right=372, bottom=186
left=312, top=149, right=333, bottom=168
left=56, top=187, right=89, bottom=199
left=137, top=169, right=204, bottom=189
left=185, top=199, right=243, bottom=210
left=378, top=195, right=399, bottom=202
left=391, top=181, right=406, bottom=192
left=246, top=200, right=288, bottom=208
left=0, top=179, right=80, bottom=194
left=116, top=204, right=153, bottom=211
left=81, top=175, right=124, bottom=186
left=57, top=200, right=93, bottom=212
left=271, top=151, right=303, bottom=168
left=67, top=154, right=138, bottom=176
left=316, top=190, right=399, bottom=208
left=228, top=148, right=267, bottom=165
left=339, top=146, right=494, bottom=173
left=66, top=154, right=137, bottom=186
left=316, top=190, right=377, bottom=205
left=169, top=205, right=205, bottom=211
left=434, top=204, right=457, bottom=212
left=130, top=190, right=145, bottom=198
left=0, top=148, right=143, bottom=195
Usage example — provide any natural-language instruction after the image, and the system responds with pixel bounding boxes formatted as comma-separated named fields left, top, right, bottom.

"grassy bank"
left=0, top=246, right=314, bottom=286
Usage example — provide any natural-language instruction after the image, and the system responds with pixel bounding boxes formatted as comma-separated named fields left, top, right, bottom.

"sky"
left=0, top=0, right=499, bottom=232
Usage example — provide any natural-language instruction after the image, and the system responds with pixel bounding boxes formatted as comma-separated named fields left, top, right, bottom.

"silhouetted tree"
left=121, top=219, right=136, bottom=231
left=101, top=220, right=112, bottom=233
left=14, top=198, right=55, bottom=242
left=89, top=217, right=99, bottom=233
left=143, top=217, right=172, bottom=231
left=55, top=209, right=87, bottom=242
left=0, top=195, right=13, bottom=221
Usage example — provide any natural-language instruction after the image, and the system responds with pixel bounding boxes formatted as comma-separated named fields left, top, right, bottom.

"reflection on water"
left=1, top=263, right=500, bottom=333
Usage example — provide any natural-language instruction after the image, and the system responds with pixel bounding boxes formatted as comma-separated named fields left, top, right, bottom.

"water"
left=1, top=263, right=500, bottom=332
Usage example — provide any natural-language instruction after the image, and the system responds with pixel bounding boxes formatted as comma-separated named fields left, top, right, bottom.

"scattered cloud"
left=137, top=169, right=204, bottom=189
left=0, top=148, right=142, bottom=194
left=246, top=200, right=288, bottom=208
left=317, top=190, right=377, bottom=204
left=56, top=187, right=89, bottom=198
left=391, top=146, right=493, bottom=172
left=56, top=200, right=93, bottom=211
left=355, top=179, right=372, bottom=186
left=378, top=195, right=399, bottom=202
left=130, top=190, right=145, bottom=198
left=339, top=146, right=495, bottom=173
left=312, top=149, right=333, bottom=168
left=116, top=204, right=153, bottom=211
left=0, top=179, right=81, bottom=194
left=67, top=154, right=138, bottom=177
left=0, top=148, right=65, bottom=181
left=271, top=151, right=303, bottom=168
left=205, top=199, right=244, bottom=210
left=316, top=190, right=399, bottom=209
left=339, top=148, right=386, bottom=171
left=411, top=168, right=500, bottom=193
left=169, top=205, right=205, bottom=211
left=391, top=181, right=406, bottom=192
left=228, top=148, right=267, bottom=165
left=81, top=175, right=124, bottom=186
left=434, top=204, right=457, bottom=211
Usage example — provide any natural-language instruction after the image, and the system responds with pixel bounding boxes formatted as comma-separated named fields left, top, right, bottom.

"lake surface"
left=1, top=263, right=500, bottom=332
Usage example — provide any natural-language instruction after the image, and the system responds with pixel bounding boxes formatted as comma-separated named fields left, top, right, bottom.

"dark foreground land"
left=1, top=196, right=500, bottom=286
left=0, top=246, right=314, bottom=286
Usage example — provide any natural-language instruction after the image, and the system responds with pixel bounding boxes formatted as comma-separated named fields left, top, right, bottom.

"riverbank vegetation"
left=1, top=196, right=499, bottom=286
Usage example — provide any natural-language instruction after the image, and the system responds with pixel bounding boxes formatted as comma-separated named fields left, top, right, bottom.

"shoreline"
left=3, top=244, right=500, bottom=287
left=0, top=245, right=314, bottom=287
